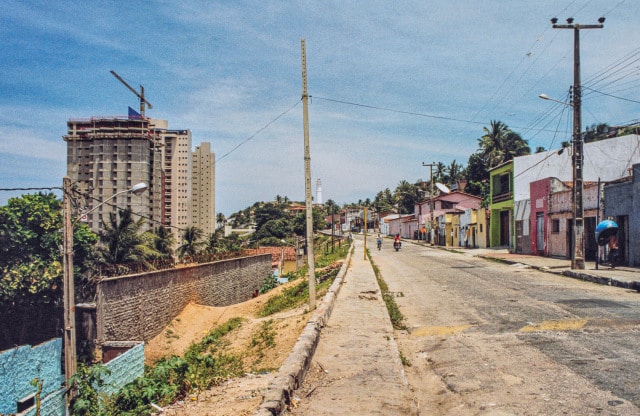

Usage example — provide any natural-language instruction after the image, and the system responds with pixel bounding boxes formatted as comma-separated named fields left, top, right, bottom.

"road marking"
left=411, top=325, right=471, bottom=337
left=519, top=318, right=588, bottom=333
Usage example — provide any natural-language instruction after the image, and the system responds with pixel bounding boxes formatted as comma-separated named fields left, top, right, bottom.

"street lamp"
left=538, top=94, right=572, bottom=106
left=62, top=177, right=147, bottom=396
left=542, top=16, right=604, bottom=270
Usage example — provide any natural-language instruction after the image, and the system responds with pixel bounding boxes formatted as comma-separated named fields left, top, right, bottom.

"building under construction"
left=63, top=114, right=215, bottom=238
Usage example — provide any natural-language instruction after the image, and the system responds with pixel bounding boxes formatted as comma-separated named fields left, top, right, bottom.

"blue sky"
left=1, top=1, right=639, bottom=215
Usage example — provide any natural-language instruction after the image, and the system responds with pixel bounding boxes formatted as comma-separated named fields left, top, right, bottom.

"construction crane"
left=110, top=70, right=153, bottom=117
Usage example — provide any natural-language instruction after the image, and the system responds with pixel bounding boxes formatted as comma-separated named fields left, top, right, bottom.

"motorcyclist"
left=393, top=234, right=401, bottom=250
left=376, top=234, right=382, bottom=250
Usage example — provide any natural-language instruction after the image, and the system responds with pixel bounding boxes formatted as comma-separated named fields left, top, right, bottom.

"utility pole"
left=551, top=17, right=604, bottom=269
left=301, top=39, right=316, bottom=310
left=62, top=177, right=77, bottom=404
left=422, top=162, right=436, bottom=245
left=363, top=207, right=367, bottom=260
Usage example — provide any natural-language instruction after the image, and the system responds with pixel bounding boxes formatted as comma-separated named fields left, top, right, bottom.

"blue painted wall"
left=0, top=338, right=65, bottom=415
left=1, top=340, right=144, bottom=416
left=100, top=343, right=145, bottom=395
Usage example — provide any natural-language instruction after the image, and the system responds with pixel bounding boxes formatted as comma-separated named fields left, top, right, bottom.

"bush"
left=260, top=273, right=279, bottom=294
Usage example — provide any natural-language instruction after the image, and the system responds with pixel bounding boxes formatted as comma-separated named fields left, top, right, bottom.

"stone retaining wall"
left=96, top=254, right=271, bottom=343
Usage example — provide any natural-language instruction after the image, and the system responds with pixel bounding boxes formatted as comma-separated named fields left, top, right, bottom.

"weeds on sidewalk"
left=367, top=249, right=407, bottom=330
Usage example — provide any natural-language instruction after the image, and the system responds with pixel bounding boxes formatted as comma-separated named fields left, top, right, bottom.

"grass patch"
left=258, top=235, right=350, bottom=317
left=399, top=350, right=412, bottom=367
left=367, top=249, right=407, bottom=330
left=72, top=318, right=246, bottom=416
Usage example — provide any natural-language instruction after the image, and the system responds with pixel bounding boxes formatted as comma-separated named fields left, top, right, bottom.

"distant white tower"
left=316, top=178, right=323, bottom=204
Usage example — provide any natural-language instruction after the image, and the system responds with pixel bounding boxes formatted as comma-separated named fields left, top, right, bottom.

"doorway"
left=500, top=210, right=510, bottom=246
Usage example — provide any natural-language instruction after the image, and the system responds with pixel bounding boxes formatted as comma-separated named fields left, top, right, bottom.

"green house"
left=488, top=160, right=514, bottom=249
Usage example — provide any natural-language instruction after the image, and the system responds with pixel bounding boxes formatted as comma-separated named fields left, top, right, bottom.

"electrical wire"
left=313, top=96, right=564, bottom=134
left=0, top=186, right=189, bottom=233
left=215, top=99, right=301, bottom=163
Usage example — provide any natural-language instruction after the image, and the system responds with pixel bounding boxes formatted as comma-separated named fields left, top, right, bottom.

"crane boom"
left=110, top=70, right=153, bottom=117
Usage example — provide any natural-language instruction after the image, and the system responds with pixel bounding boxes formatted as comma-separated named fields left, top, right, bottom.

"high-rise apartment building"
left=192, top=142, right=216, bottom=236
left=63, top=115, right=212, bottom=241
left=153, top=120, right=193, bottom=231
left=63, top=116, right=160, bottom=232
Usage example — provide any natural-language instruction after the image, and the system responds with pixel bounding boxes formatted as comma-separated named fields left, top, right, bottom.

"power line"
left=0, top=186, right=189, bottom=233
left=313, top=96, right=566, bottom=134
left=582, top=86, right=640, bottom=105
left=215, top=99, right=301, bottom=163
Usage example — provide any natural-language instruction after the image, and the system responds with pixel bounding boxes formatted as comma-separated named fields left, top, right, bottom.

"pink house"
left=529, top=178, right=569, bottom=255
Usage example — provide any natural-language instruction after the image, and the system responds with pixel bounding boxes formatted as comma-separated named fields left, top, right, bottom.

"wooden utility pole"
left=422, top=162, right=436, bottom=245
left=62, top=176, right=77, bottom=401
left=363, top=207, right=367, bottom=260
left=301, top=39, right=316, bottom=310
left=551, top=17, right=604, bottom=269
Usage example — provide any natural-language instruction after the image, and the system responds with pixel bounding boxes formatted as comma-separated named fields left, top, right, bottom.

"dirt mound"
left=145, top=279, right=312, bottom=415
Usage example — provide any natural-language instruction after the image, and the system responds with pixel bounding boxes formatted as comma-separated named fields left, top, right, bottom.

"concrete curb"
left=255, top=244, right=354, bottom=416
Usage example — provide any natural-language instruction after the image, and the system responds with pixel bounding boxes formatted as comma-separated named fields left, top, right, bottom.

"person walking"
left=608, top=234, right=619, bottom=269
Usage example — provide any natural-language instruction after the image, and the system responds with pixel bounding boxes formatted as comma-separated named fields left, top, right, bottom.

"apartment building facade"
left=63, top=116, right=160, bottom=232
left=192, top=142, right=216, bottom=236
left=63, top=115, right=215, bottom=239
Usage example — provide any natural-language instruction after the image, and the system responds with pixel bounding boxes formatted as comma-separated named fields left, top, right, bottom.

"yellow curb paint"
left=411, top=325, right=471, bottom=337
left=519, top=318, right=588, bottom=333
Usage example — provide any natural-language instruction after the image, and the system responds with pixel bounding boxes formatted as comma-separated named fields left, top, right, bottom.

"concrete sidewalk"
left=458, top=247, right=640, bottom=291
left=256, top=239, right=417, bottom=415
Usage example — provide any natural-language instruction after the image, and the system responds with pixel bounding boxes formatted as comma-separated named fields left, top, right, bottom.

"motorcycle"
left=393, top=240, right=401, bottom=251
left=377, top=239, right=382, bottom=250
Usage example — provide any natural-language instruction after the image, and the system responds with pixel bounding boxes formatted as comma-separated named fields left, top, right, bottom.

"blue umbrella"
left=595, top=220, right=618, bottom=246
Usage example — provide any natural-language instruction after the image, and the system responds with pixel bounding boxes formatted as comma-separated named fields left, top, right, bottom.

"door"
left=500, top=210, right=510, bottom=246
left=515, top=221, right=523, bottom=253
left=536, top=213, right=544, bottom=253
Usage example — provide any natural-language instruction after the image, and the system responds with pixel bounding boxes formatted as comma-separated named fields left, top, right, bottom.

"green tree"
left=583, top=123, right=610, bottom=143
left=324, top=199, right=338, bottom=216
left=445, top=160, right=465, bottom=186
left=95, top=209, right=160, bottom=267
left=478, top=120, right=530, bottom=169
left=154, top=226, right=175, bottom=258
left=254, top=202, right=286, bottom=231
left=394, top=180, right=420, bottom=214
left=434, top=162, right=447, bottom=184
left=464, top=152, right=490, bottom=199
left=252, top=218, right=292, bottom=242
left=292, top=207, right=325, bottom=236
left=177, top=226, right=205, bottom=259
left=372, top=189, right=395, bottom=213
left=216, top=213, right=226, bottom=230
left=0, top=193, right=97, bottom=348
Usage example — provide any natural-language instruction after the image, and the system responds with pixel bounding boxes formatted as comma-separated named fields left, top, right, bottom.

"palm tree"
left=216, top=213, right=226, bottom=230
left=205, top=229, right=224, bottom=253
left=177, top=226, right=205, bottom=259
left=96, top=209, right=160, bottom=266
left=478, top=120, right=530, bottom=169
left=154, top=226, right=175, bottom=258
left=434, top=162, right=447, bottom=183
left=446, top=160, right=464, bottom=186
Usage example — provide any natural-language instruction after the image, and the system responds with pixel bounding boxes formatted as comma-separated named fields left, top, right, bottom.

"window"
left=551, top=219, right=560, bottom=233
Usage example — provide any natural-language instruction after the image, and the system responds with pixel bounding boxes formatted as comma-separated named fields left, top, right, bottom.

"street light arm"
left=79, top=182, right=147, bottom=218
left=539, top=93, right=573, bottom=107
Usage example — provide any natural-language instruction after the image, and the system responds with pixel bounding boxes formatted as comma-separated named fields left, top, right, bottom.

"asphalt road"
left=370, top=239, right=640, bottom=415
